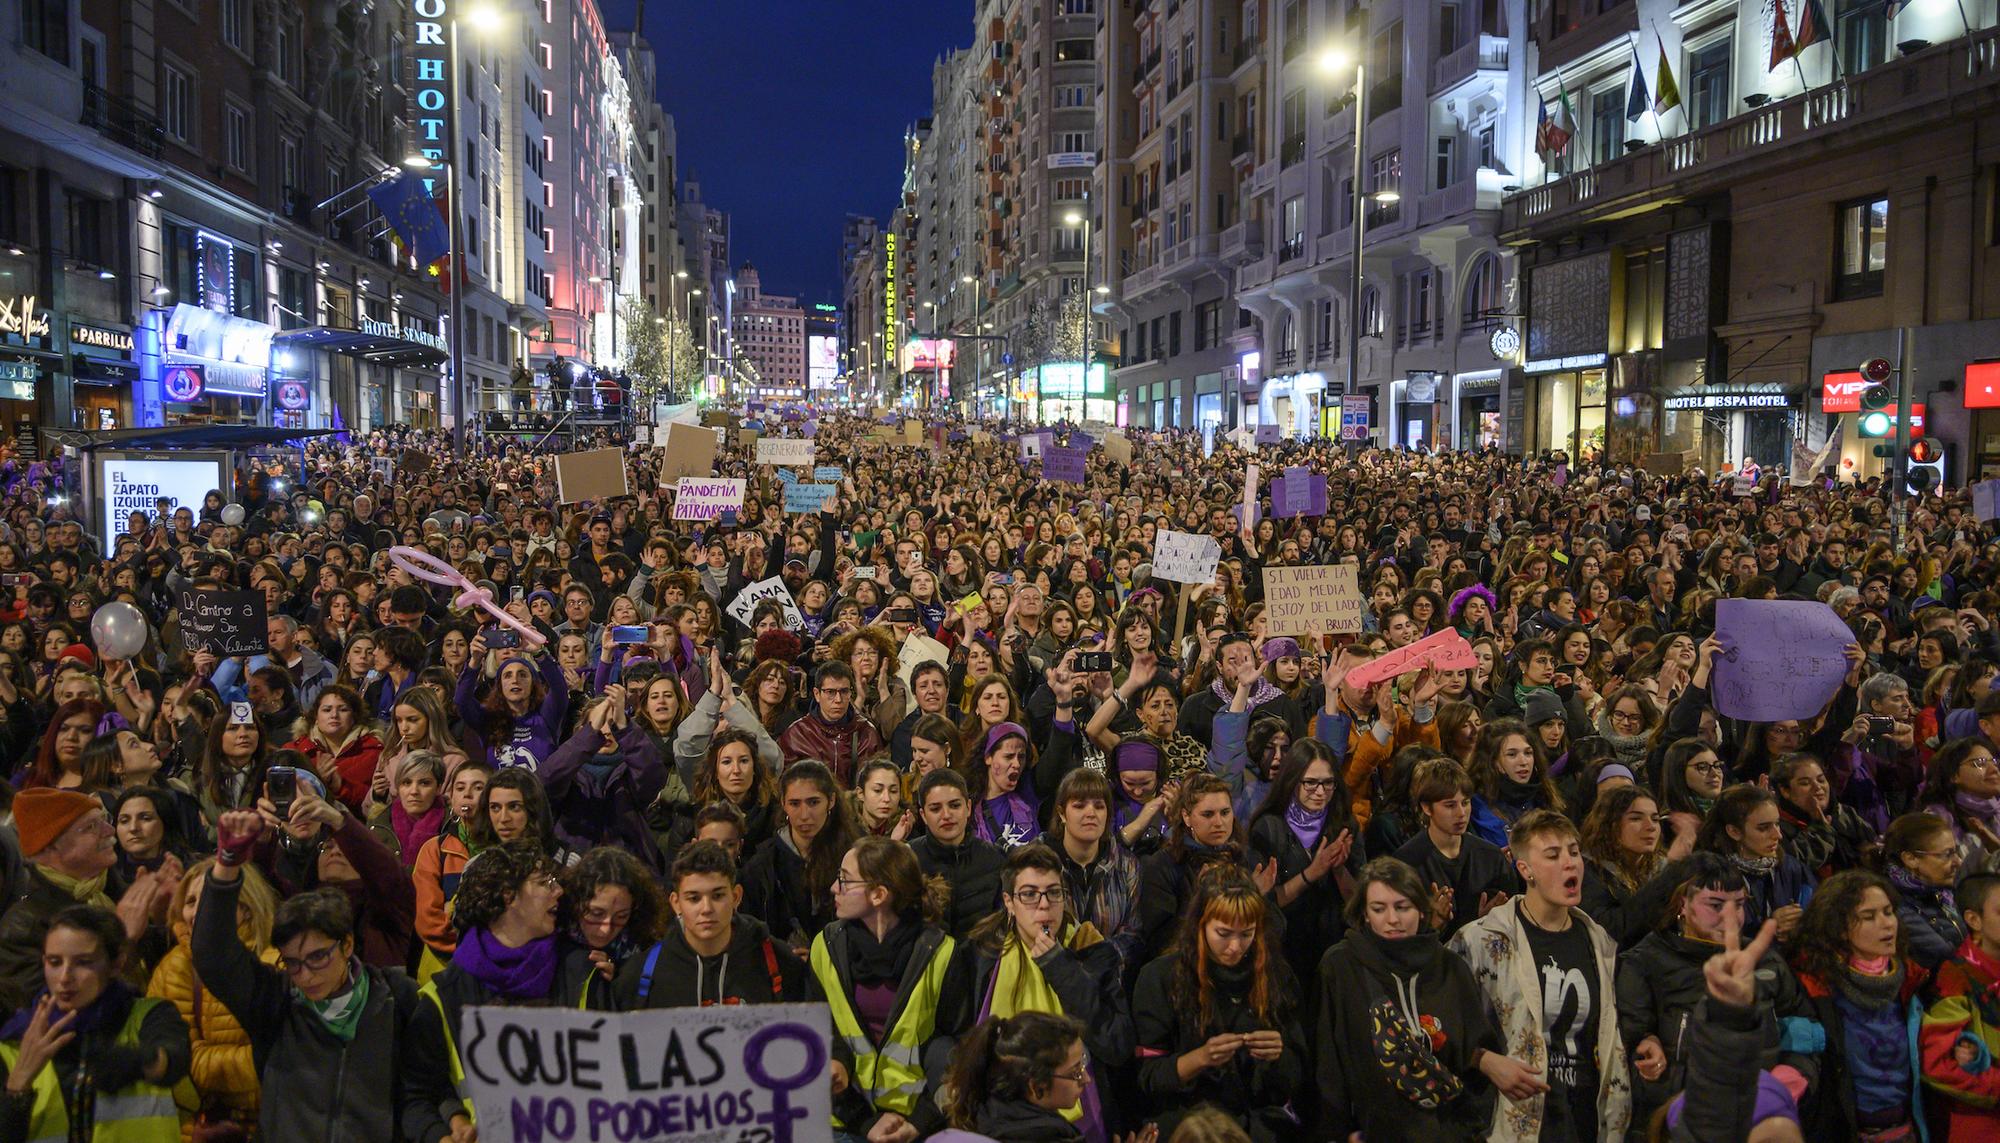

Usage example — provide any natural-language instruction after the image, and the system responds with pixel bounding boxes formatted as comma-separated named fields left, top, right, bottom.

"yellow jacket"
left=146, top=936, right=279, bottom=1139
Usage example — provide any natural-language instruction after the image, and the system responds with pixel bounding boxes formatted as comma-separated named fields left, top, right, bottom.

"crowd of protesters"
left=0, top=409, right=1991, bottom=1143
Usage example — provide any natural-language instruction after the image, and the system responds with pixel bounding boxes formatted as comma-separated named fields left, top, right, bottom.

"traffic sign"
left=1340, top=395, right=1370, bottom=441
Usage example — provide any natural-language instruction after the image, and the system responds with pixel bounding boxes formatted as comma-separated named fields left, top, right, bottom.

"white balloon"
left=220, top=503, right=246, bottom=526
left=89, top=601, right=148, bottom=661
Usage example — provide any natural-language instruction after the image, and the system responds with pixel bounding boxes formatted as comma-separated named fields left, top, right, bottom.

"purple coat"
left=456, top=653, right=570, bottom=771
left=540, top=723, right=670, bottom=868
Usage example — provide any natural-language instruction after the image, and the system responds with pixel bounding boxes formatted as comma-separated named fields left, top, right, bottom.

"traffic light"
left=1858, top=381, right=1895, bottom=438
left=1907, top=438, right=1945, bottom=495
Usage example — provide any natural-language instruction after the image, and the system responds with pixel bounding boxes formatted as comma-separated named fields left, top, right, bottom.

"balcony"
left=1123, top=262, right=1167, bottom=299
left=81, top=84, right=164, bottom=157
left=1164, top=234, right=1222, bottom=279
left=1219, top=220, right=1265, bottom=265
left=1278, top=236, right=1307, bottom=264
left=1231, top=132, right=1253, bottom=159
left=1416, top=178, right=1483, bottom=226
left=1251, top=157, right=1280, bottom=192
left=1233, top=38, right=1262, bottom=71
left=1281, top=33, right=1306, bottom=63
left=1432, top=34, right=1509, bottom=96
left=1238, top=252, right=1277, bottom=292
left=1503, top=27, right=2000, bottom=237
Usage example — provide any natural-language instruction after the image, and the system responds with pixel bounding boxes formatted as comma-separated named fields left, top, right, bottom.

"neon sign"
left=411, top=0, right=452, bottom=190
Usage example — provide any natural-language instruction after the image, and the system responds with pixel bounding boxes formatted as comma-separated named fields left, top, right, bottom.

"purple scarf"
left=451, top=927, right=559, bottom=1000
left=1212, top=674, right=1282, bottom=710
left=977, top=788, right=1041, bottom=848
left=1285, top=800, right=1328, bottom=852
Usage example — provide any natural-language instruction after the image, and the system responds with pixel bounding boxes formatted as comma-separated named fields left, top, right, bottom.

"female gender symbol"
left=386, top=545, right=546, bottom=647
left=742, top=1022, right=827, bottom=1143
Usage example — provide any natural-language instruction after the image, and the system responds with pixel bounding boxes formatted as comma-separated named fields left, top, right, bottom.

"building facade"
left=730, top=263, right=805, bottom=397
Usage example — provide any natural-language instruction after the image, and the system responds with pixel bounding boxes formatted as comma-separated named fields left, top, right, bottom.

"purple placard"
left=802, top=420, right=818, bottom=438
left=1043, top=445, right=1088, bottom=484
left=1254, top=423, right=1282, bottom=446
left=1272, top=469, right=1328, bottom=518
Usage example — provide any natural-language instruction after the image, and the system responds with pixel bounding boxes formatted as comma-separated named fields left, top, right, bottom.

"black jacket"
left=1130, top=951, right=1306, bottom=1143
left=1176, top=687, right=1304, bottom=752
left=1580, top=857, right=1686, bottom=950
left=611, top=913, right=808, bottom=1008
left=909, top=833, right=1007, bottom=940
left=1668, top=997, right=1773, bottom=1142
left=192, top=870, right=423, bottom=1143
left=1614, top=928, right=1819, bottom=1121
left=1246, top=811, right=1362, bottom=987
left=1314, top=929, right=1498, bottom=1142
left=739, top=828, right=832, bottom=948
left=958, top=929, right=1135, bottom=1069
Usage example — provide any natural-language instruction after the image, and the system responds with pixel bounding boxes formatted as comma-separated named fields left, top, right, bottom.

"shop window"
left=1835, top=196, right=1887, bottom=300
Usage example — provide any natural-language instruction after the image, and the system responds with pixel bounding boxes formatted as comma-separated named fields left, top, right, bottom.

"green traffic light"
left=1860, top=411, right=1893, bottom=437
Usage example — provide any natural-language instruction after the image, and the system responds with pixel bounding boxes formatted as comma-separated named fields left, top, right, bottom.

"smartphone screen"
left=610, top=625, right=650, bottom=645
left=510, top=586, right=525, bottom=603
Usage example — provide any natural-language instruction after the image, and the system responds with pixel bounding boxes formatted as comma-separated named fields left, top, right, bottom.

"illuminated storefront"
left=1021, top=362, right=1113, bottom=424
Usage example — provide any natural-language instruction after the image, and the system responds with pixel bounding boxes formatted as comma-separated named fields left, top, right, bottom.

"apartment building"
left=679, top=177, right=731, bottom=391
left=538, top=0, right=620, bottom=371
left=613, top=32, right=683, bottom=326
left=839, top=214, right=890, bottom=406
left=1504, top=0, right=2000, bottom=481
left=730, top=263, right=806, bottom=396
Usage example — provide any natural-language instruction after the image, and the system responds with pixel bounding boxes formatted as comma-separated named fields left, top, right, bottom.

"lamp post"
left=1062, top=203, right=1092, bottom=427
left=1319, top=48, right=1400, bottom=444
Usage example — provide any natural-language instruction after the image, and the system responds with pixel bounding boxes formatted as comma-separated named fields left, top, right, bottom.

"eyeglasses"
left=1688, top=762, right=1725, bottom=777
left=1008, top=887, right=1067, bottom=906
left=279, top=945, right=341, bottom=976
left=833, top=875, right=874, bottom=892
left=1299, top=777, right=1340, bottom=792
left=1609, top=710, right=1644, bottom=726
left=1054, top=1053, right=1092, bottom=1084
left=818, top=686, right=853, bottom=698
left=1911, top=848, right=1962, bottom=863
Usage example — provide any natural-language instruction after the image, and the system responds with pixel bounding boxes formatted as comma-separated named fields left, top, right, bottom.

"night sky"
left=601, top=0, right=972, bottom=307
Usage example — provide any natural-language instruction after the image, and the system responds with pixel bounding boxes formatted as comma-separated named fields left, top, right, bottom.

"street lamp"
left=1062, top=202, right=1091, bottom=427
left=1319, top=46, right=1395, bottom=421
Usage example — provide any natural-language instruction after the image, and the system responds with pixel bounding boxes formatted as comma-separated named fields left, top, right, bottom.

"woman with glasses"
left=1592, top=685, right=1660, bottom=779
left=406, top=839, right=609, bottom=1140
left=1694, top=785, right=1815, bottom=941
left=1659, top=737, right=1727, bottom=855
left=1578, top=784, right=1691, bottom=949
left=557, top=846, right=666, bottom=987
left=808, top=836, right=972, bottom=1143
left=1917, top=737, right=2000, bottom=872
left=1876, top=811, right=1967, bottom=970
left=193, top=811, right=425, bottom=1140
left=956, top=844, right=1133, bottom=1141
left=939, top=1011, right=1111, bottom=1143
left=1247, top=739, right=1361, bottom=985
left=1131, top=865, right=1304, bottom=1143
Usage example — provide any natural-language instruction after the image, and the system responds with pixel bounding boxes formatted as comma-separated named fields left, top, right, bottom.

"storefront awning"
left=47, top=425, right=342, bottom=452
left=272, top=325, right=447, bottom=367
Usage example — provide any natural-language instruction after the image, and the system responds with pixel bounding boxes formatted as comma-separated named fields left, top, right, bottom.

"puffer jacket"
left=147, top=934, right=282, bottom=1139
left=412, top=820, right=475, bottom=958
left=284, top=728, right=384, bottom=814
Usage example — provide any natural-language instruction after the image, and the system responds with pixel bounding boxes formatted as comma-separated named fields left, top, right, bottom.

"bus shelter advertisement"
left=94, top=453, right=227, bottom=553
left=459, top=1002, right=832, bottom=1143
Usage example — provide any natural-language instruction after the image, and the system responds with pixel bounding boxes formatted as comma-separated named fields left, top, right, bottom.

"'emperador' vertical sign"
left=411, top=0, right=451, bottom=192
left=882, top=233, right=897, bottom=373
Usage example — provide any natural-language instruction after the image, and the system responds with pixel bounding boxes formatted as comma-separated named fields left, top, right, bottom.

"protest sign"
left=1241, top=463, right=1259, bottom=529
left=736, top=428, right=760, bottom=451
left=177, top=589, right=270, bottom=657
left=900, top=420, right=924, bottom=446
left=1044, top=445, right=1088, bottom=484
left=783, top=483, right=838, bottom=514
left=1975, top=479, right=2000, bottom=522
left=1152, top=530, right=1221, bottom=585
left=1254, top=423, right=1281, bottom=446
left=553, top=448, right=629, bottom=505
left=1272, top=467, right=1328, bottom=518
left=400, top=448, right=433, bottom=477
left=1711, top=599, right=1853, bottom=721
left=632, top=425, right=651, bottom=446
left=670, top=477, right=744, bottom=522
left=458, top=1002, right=831, bottom=1143
left=775, top=469, right=797, bottom=486
left=756, top=438, right=816, bottom=467
left=813, top=466, right=843, bottom=483
left=1262, top=564, right=1364, bottom=635
left=700, top=409, right=733, bottom=427
left=726, top=576, right=806, bottom=632
left=658, top=422, right=719, bottom=481
left=1021, top=434, right=1046, bottom=461
left=1103, top=433, right=1133, bottom=465
left=1345, top=629, right=1478, bottom=688
left=898, top=630, right=952, bottom=691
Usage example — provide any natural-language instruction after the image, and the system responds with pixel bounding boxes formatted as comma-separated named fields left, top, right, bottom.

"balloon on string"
left=89, top=601, right=148, bottom=660
left=220, top=503, right=246, bottom=526
left=387, top=545, right=545, bottom=647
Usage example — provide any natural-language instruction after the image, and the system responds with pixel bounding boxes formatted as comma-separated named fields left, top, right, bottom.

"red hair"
left=24, top=698, right=107, bottom=789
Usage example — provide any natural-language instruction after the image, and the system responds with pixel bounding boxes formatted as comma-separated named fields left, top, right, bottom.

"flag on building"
left=1883, top=0, right=1912, bottom=17
left=1795, top=0, right=1833, bottom=52
left=366, top=171, right=450, bottom=267
left=1626, top=39, right=1651, bottom=120
left=1770, top=0, right=1797, bottom=69
left=1553, top=84, right=1577, bottom=156
left=1536, top=100, right=1574, bottom=161
left=1655, top=32, right=1683, bottom=114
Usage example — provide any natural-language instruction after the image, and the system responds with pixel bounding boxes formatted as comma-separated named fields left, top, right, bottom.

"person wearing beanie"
left=0, top=789, right=172, bottom=1012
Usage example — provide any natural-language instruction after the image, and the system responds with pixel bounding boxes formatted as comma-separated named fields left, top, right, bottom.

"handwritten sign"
left=897, top=630, right=952, bottom=692
left=1711, top=599, right=1853, bottom=722
left=670, top=477, right=745, bottom=522
left=1103, top=433, right=1133, bottom=465
left=756, top=438, right=816, bottom=467
left=813, top=466, right=843, bottom=483
left=1021, top=433, right=1046, bottom=461
left=774, top=469, right=797, bottom=486
left=783, top=483, right=838, bottom=514
left=458, top=1003, right=831, bottom=1143
left=177, top=589, right=270, bottom=657
left=1044, top=445, right=1088, bottom=484
left=1272, top=467, right=1328, bottom=518
left=1345, top=629, right=1479, bottom=688
left=726, top=576, right=806, bottom=632
left=1240, top=463, right=1259, bottom=529
left=1254, top=422, right=1281, bottom=446
left=1262, top=563, right=1364, bottom=635
left=1152, top=530, right=1221, bottom=585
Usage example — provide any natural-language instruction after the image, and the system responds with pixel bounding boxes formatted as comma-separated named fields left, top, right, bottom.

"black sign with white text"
left=177, top=590, right=269, bottom=657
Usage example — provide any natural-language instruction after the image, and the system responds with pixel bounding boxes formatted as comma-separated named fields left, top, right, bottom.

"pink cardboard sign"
left=1345, top=629, right=1477, bottom=688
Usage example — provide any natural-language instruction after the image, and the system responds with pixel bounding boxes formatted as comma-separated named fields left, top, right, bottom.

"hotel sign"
left=882, top=233, right=898, bottom=370
left=410, top=0, right=452, bottom=189
left=0, top=296, right=50, bottom=342
left=360, top=315, right=447, bottom=352
left=1661, top=390, right=1794, bottom=411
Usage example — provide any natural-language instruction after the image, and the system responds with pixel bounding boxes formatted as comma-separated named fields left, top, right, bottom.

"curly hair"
left=830, top=626, right=899, bottom=684
left=942, top=1011, right=1083, bottom=1129
left=1792, top=869, right=1906, bottom=985
left=452, top=839, right=559, bottom=932
left=1447, top=583, right=1498, bottom=624
left=561, top=845, right=667, bottom=946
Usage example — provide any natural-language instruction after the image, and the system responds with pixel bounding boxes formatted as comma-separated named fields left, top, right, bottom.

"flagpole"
left=1641, top=35, right=1667, bottom=145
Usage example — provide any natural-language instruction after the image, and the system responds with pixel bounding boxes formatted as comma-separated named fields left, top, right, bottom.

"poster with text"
left=96, top=454, right=227, bottom=554
left=1262, top=563, right=1364, bottom=635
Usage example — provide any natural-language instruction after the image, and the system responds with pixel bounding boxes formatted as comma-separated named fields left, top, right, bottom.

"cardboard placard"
left=177, top=589, right=270, bottom=657
left=1103, top=432, right=1134, bottom=465
left=897, top=630, right=952, bottom=692
left=735, top=428, right=760, bottom=451
left=1152, top=530, right=1221, bottom=585
left=1262, top=563, right=1365, bottom=635
left=1345, top=629, right=1479, bottom=688
left=400, top=448, right=432, bottom=477
left=783, top=483, right=838, bottom=514
left=756, top=438, right=816, bottom=467
left=553, top=447, right=630, bottom=505
left=658, top=421, right=719, bottom=481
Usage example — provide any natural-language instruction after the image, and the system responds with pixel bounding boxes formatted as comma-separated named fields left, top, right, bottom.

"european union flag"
left=367, top=171, right=450, bottom=267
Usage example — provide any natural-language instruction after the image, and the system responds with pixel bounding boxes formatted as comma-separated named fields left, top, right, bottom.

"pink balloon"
left=386, top=545, right=546, bottom=648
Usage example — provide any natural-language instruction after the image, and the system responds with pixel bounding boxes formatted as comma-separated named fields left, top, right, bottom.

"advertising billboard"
left=92, top=451, right=229, bottom=553
left=808, top=335, right=839, bottom=390
left=900, top=338, right=957, bottom=373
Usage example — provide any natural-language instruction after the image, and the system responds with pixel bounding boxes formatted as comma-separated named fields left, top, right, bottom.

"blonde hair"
left=173, top=856, right=277, bottom=951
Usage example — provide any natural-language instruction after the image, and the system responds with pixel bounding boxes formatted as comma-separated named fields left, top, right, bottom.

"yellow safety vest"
left=419, top=971, right=597, bottom=1127
left=0, top=996, right=186, bottom=1142
left=809, top=926, right=955, bottom=1127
